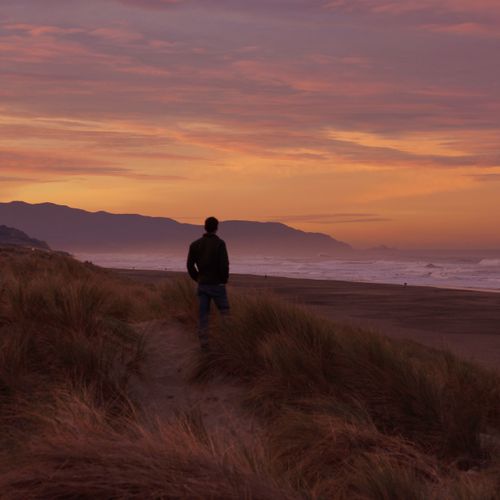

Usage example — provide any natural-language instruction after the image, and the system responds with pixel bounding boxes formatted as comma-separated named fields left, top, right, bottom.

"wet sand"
left=113, top=269, right=500, bottom=370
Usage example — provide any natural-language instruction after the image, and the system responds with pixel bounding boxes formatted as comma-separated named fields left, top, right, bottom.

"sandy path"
left=131, top=320, right=258, bottom=446
left=128, top=318, right=500, bottom=466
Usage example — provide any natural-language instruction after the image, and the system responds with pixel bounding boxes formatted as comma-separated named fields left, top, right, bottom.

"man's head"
left=204, top=216, right=219, bottom=234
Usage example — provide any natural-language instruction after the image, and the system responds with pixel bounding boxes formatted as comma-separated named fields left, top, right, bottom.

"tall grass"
left=170, top=282, right=500, bottom=497
left=0, top=388, right=295, bottom=500
left=0, top=248, right=156, bottom=444
left=1, top=253, right=499, bottom=499
left=0, top=251, right=297, bottom=499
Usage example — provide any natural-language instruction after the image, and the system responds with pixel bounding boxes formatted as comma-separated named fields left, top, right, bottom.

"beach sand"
left=114, top=269, right=500, bottom=370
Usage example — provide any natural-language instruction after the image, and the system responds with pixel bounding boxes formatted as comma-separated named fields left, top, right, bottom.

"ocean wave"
left=75, top=253, right=500, bottom=291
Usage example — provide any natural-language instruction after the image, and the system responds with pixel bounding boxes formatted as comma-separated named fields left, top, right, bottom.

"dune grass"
left=0, top=249, right=151, bottom=419
left=166, top=278, right=500, bottom=498
left=0, top=388, right=293, bottom=500
left=0, top=249, right=499, bottom=499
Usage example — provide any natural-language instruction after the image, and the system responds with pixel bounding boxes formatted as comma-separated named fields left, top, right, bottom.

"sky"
left=1, top=0, right=500, bottom=249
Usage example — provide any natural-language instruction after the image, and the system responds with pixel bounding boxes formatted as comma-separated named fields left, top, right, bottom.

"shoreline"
left=104, top=265, right=500, bottom=295
left=112, top=268, right=500, bottom=370
left=75, top=252, right=500, bottom=294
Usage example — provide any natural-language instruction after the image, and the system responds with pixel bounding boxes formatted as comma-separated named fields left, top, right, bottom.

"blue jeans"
left=197, top=284, right=230, bottom=348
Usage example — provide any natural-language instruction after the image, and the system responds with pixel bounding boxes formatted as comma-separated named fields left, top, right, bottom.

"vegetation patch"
left=0, top=250, right=498, bottom=499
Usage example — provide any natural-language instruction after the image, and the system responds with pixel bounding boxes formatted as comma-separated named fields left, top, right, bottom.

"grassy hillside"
left=0, top=225, right=50, bottom=250
left=0, top=248, right=498, bottom=499
left=167, top=279, right=500, bottom=499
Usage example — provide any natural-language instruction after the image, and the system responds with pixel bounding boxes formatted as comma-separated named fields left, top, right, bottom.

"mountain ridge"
left=0, top=201, right=352, bottom=255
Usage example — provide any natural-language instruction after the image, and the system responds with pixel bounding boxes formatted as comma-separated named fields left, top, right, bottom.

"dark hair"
left=204, top=216, right=219, bottom=233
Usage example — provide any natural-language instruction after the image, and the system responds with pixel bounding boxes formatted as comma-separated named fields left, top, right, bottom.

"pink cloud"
left=90, top=27, right=144, bottom=42
left=4, top=23, right=84, bottom=36
left=423, top=22, right=500, bottom=38
left=326, top=0, right=500, bottom=16
left=232, top=59, right=392, bottom=95
left=114, top=0, right=183, bottom=9
left=1, top=0, right=499, bottom=179
left=0, top=30, right=90, bottom=63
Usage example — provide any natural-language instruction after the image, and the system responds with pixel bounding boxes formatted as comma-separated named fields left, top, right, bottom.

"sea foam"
left=76, top=252, right=500, bottom=291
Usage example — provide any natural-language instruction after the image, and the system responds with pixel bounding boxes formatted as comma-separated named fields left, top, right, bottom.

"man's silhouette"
left=187, top=217, right=230, bottom=351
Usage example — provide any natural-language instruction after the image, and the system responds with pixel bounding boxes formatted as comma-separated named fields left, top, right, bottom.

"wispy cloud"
left=268, top=213, right=391, bottom=224
left=423, top=22, right=500, bottom=38
left=0, top=175, right=49, bottom=183
left=114, top=0, right=183, bottom=9
left=0, top=151, right=186, bottom=181
left=469, top=173, right=500, bottom=182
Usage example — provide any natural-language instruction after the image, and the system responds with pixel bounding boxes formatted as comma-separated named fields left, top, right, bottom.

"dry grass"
left=168, top=279, right=500, bottom=498
left=0, top=249, right=150, bottom=421
left=1, top=252, right=499, bottom=499
left=0, top=388, right=294, bottom=500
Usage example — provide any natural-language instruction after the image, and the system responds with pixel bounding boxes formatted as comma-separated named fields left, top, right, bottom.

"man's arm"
left=219, top=241, right=229, bottom=284
left=187, top=243, right=199, bottom=282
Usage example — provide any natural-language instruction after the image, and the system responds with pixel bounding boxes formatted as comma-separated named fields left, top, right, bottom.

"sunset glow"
left=1, top=0, right=500, bottom=248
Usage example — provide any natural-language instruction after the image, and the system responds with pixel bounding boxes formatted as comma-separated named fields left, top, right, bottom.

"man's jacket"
left=187, top=233, right=229, bottom=285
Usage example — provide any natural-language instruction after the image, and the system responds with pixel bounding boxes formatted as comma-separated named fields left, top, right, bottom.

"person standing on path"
left=187, top=217, right=230, bottom=351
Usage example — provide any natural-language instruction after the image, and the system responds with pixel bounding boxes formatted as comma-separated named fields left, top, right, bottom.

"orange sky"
left=1, top=0, right=500, bottom=248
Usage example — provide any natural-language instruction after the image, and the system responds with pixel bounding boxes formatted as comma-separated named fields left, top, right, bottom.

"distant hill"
left=0, top=201, right=352, bottom=256
left=0, top=225, right=50, bottom=250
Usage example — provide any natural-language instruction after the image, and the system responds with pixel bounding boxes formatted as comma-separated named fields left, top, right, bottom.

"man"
left=187, top=216, right=230, bottom=351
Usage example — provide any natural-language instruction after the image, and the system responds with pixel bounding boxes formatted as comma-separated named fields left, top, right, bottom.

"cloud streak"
left=267, top=213, right=391, bottom=224
left=0, top=151, right=186, bottom=181
left=114, top=0, right=182, bottom=9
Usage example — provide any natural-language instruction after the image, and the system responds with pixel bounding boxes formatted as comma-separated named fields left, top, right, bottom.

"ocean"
left=75, top=251, right=500, bottom=292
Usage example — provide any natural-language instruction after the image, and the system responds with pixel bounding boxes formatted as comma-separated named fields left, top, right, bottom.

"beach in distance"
left=116, top=268, right=500, bottom=371
left=77, top=251, right=500, bottom=291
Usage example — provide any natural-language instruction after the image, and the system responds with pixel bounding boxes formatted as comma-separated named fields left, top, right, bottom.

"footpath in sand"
left=131, top=320, right=258, bottom=446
